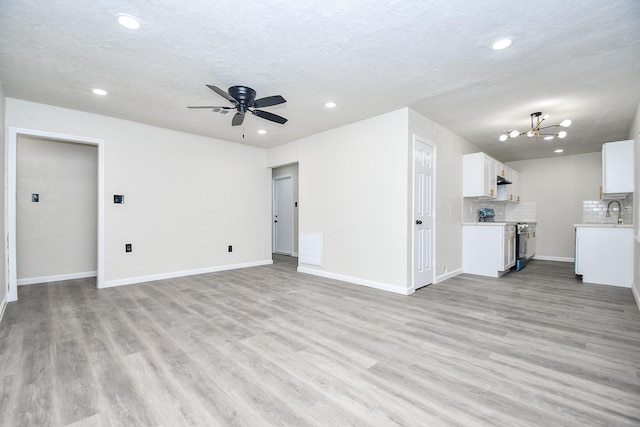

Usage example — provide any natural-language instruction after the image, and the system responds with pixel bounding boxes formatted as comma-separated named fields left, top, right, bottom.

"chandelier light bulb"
left=560, top=119, right=572, bottom=127
left=509, top=130, right=520, bottom=138
left=526, top=131, right=535, bottom=137
left=544, top=136, right=554, bottom=140
left=558, top=131, right=567, bottom=138
left=499, top=134, right=508, bottom=142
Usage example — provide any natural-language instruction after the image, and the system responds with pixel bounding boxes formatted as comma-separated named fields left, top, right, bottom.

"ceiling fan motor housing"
left=229, top=86, right=256, bottom=110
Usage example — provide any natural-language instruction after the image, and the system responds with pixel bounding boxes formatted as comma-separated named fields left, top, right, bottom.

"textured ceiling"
left=1, top=0, right=639, bottom=161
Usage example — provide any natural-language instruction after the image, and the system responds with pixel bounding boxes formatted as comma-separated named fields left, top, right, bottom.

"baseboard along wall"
left=18, top=271, right=97, bottom=286
left=102, top=259, right=273, bottom=289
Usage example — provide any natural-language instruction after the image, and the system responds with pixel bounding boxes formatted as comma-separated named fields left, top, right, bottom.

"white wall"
left=6, top=98, right=272, bottom=285
left=272, top=164, right=299, bottom=255
left=267, top=108, right=480, bottom=292
left=268, top=109, right=410, bottom=292
left=408, top=109, right=482, bottom=280
left=507, top=152, right=602, bottom=260
left=16, top=136, right=97, bottom=281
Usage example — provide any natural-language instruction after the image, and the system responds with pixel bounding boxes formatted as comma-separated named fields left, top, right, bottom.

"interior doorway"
left=273, top=176, right=293, bottom=255
left=7, top=127, right=105, bottom=302
left=271, top=163, right=299, bottom=260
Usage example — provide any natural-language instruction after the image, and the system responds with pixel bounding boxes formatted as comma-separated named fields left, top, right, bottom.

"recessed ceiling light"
left=257, top=129, right=267, bottom=135
left=92, top=88, right=107, bottom=96
left=117, top=14, right=140, bottom=30
left=325, top=102, right=336, bottom=108
left=554, top=149, right=564, bottom=153
left=492, top=38, right=512, bottom=50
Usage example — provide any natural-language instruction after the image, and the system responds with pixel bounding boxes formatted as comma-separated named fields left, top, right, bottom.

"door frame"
left=272, top=175, right=294, bottom=255
left=6, top=127, right=105, bottom=301
left=411, top=134, right=436, bottom=289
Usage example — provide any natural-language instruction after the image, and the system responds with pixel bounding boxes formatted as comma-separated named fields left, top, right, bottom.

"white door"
left=413, top=136, right=435, bottom=289
left=273, top=176, right=293, bottom=255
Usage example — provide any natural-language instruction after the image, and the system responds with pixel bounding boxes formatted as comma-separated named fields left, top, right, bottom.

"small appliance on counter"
left=478, top=208, right=495, bottom=222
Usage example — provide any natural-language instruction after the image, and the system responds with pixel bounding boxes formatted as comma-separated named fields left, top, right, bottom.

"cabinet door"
left=511, top=169, right=520, bottom=202
left=463, top=153, right=487, bottom=197
left=497, top=166, right=518, bottom=202
left=484, top=156, right=497, bottom=198
left=509, top=234, right=516, bottom=266
left=530, top=230, right=536, bottom=257
left=503, top=227, right=516, bottom=269
left=603, top=140, right=634, bottom=194
left=575, top=227, right=633, bottom=287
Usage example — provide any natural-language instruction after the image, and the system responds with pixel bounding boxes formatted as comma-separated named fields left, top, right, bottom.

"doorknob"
left=416, top=220, right=422, bottom=225
left=274, top=220, right=278, bottom=223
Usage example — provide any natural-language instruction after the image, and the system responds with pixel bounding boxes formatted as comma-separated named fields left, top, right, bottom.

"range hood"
left=497, top=175, right=512, bottom=185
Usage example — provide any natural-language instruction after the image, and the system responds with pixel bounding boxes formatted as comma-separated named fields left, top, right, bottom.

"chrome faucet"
left=606, top=200, right=623, bottom=224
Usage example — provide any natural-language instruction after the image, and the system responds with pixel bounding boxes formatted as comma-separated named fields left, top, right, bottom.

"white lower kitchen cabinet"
left=463, top=223, right=516, bottom=277
left=574, top=225, right=633, bottom=287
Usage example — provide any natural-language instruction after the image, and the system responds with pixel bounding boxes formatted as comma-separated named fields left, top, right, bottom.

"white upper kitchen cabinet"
left=497, top=166, right=520, bottom=203
left=463, top=152, right=497, bottom=198
left=602, top=139, right=634, bottom=196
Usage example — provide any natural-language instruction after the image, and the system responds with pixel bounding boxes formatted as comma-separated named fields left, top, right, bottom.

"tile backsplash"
left=463, top=195, right=634, bottom=225
left=463, top=199, right=537, bottom=223
left=582, top=196, right=633, bottom=224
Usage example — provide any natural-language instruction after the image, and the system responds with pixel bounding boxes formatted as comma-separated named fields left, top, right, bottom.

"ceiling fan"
left=188, top=85, right=288, bottom=126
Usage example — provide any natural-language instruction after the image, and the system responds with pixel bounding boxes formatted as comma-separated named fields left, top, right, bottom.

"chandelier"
left=499, top=112, right=572, bottom=141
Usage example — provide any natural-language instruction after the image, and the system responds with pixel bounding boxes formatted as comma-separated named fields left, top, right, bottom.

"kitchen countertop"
left=574, top=223, right=634, bottom=228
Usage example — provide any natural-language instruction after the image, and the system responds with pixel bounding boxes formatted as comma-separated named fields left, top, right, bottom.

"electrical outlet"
left=125, top=243, right=132, bottom=253
left=228, top=245, right=232, bottom=252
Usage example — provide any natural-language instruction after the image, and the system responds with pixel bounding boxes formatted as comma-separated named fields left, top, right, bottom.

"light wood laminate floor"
left=1, top=257, right=639, bottom=426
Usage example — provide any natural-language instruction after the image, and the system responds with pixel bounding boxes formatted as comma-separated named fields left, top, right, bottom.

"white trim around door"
left=272, top=175, right=294, bottom=255
left=411, top=134, right=436, bottom=290
left=6, top=127, right=105, bottom=302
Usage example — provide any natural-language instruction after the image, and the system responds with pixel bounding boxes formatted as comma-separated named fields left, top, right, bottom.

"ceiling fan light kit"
left=499, top=111, right=571, bottom=141
left=188, top=85, right=288, bottom=126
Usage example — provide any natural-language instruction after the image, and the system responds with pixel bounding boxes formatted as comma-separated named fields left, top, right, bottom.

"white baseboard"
left=102, top=259, right=273, bottom=289
left=532, top=255, right=574, bottom=263
left=297, top=266, right=413, bottom=295
left=435, top=268, right=463, bottom=284
left=18, top=271, right=97, bottom=286
left=632, top=285, right=640, bottom=311
left=0, top=294, right=7, bottom=325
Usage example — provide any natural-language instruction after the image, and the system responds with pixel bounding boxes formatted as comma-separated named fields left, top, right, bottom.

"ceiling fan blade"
left=252, top=95, right=286, bottom=108
left=206, top=85, right=237, bottom=105
left=251, top=109, right=288, bottom=124
left=232, top=112, right=245, bottom=126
